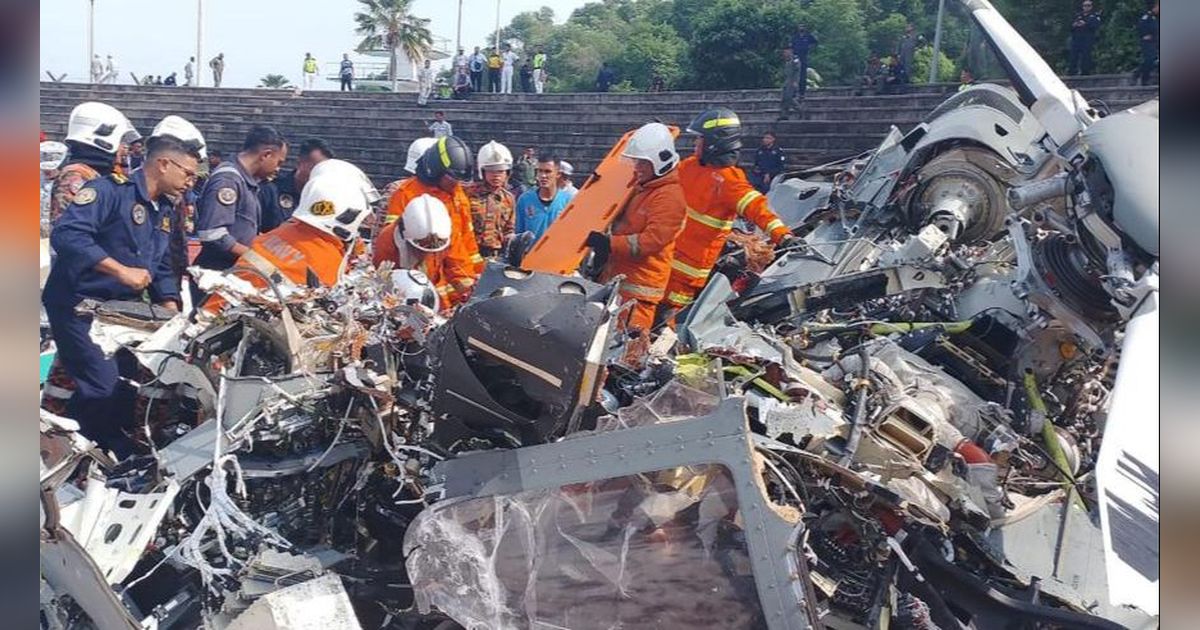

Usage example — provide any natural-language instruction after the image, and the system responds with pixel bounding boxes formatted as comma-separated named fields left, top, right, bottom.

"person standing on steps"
left=340, top=54, right=355, bottom=91
left=1067, top=0, right=1102, bottom=75
left=501, top=44, right=518, bottom=94
left=90, top=54, right=104, bottom=83
left=532, top=47, right=547, bottom=94
left=417, top=59, right=434, bottom=106
left=302, top=53, right=319, bottom=90
left=895, top=24, right=917, bottom=91
left=595, top=62, right=615, bottom=92
left=778, top=47, right=803, bottom=121
left=427, top=110, right=453, bottom=139
left=487, top=48, right=503, bottom=93
left=1137, top=0, right=1159, bottom=86
left=210, top=53, right=225, bottom=87
left=790, top=24, right=818, bottom=100
left=519, top=60, right=534, bottom=93
left=469, top=46, right=485, bottom=93
left=184, top=56, right=195, bottom=86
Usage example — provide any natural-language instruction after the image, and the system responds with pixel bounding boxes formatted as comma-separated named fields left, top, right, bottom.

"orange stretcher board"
left=520, top=125, right=680, bottom=275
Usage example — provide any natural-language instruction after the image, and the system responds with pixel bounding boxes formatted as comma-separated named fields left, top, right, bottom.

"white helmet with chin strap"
left=404, top=137, right=438, bottom=174
left=476, top=140, right=513, bottom=177
left=150, top=115, right=207, bottom=159
left=621, top=122, right=678, bottom=177
left=396, top=194, right=451, bottom=253
left=65, top=102, right=132, bottom=154
left=292, top=159, right=379, bottom=240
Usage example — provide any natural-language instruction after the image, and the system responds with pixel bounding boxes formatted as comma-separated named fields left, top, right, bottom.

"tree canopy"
left=482, top=0, right=1152, bottom=92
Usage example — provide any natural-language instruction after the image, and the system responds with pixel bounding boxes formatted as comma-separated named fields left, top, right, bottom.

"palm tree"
left=259, top=74, right=292, bottom=89
left=354, top=0, right=433, bottom=91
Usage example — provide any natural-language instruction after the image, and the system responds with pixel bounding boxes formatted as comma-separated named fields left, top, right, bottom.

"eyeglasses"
left=165, top=157, right=198, bottom=182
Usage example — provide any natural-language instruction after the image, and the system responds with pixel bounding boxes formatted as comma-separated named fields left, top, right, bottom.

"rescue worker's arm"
left=384, top=187, right=407, bottom=224
left=50, top=187, right=151, bottom=290
left=439, top=191, right=484, bottom=305
left=610, top=191, right=685, bottom=260
left=726, top=179, right=790, bottom=244
left=148, top=217, right=182, bottom=308
left=195, top=174, right=250, bottom=258
left=49, top=170, right=88, bottom=223
left=372, top=222, right=400, bottom=268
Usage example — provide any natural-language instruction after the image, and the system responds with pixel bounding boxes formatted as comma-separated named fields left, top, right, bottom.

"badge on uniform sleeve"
left=131, top=204, right=147, bottom=225
left=279, top=194, right=295, bottom=210
left=159, top=215, right=171, bottom=232
left=74, top=188, right=97, bottom=205
left=217, top=187, right=238, bottom=205
left=310, top=200, right=335, bottom=216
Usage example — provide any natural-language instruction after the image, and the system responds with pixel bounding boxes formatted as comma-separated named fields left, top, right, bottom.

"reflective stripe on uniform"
left=736, top=190, right=764, bottom=215
left=628, top=234, right=641, bottom=258
left=470, top=253, right=485, bottom=265
left=765, top=218, right=786, bottom=233
left=239, top=249, right=298, bottom=288
left=702, top=117, right=739, bottom=129
left=383, top=213, right=399, bottom=224
left=197, top=227, right=230, bottom=242
left=437, top=138, right=451, bottom=167
left=686, top=207, right=733, bottom=231
left=42, top=383, right=75, bottom=399
left=670, top=258, right=710, bottom=279
left=667, top=291, right=694, bottom=306
left=620, top=281, right=664, bottom=301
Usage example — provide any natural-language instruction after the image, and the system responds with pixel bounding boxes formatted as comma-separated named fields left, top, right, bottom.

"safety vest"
left=488, top=54, right=502, bottom=69
left=304, top=58, right=318, bottom=73
left=533, top=53, right=546, bottom=69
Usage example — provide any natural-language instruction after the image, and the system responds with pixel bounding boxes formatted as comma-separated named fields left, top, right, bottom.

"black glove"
left=585, top=231, right=611, bottom=259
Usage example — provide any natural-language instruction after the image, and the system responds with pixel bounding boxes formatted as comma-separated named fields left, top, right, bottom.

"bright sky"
left=40, top=0, right=586, bottom=88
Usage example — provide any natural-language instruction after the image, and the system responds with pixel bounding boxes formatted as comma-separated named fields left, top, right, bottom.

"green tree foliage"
left=486, top=0, right=1150, bottom=93
left=259, top=74, right=292, bottom=89
left=354, top=0, right=433, bottom=83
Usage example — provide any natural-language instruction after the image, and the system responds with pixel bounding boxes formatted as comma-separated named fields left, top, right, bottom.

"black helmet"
left=686, top=107, right=743, bottom=166
left=416, top=136, right=474, bottom=184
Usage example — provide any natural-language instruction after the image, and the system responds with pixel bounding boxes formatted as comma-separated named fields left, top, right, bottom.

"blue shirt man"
left=194, top=125, right=288, bottom=270
left=515, top=157, right=571, bottom=243
left=43, top=129, right=202, bottom=456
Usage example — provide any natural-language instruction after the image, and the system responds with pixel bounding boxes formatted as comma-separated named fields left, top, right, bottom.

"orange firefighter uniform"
left=383, top=178, right=483, bottom=305
left=600, top=170, right=688, bottom=332
left=201, top=218, right=353, bottom=312
left=371, top=221, right=454, bottom=312
left=663, top=155, right=791, bottom=309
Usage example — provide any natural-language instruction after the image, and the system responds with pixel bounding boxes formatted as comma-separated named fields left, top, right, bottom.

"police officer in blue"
left=193, top=125, right=288, bottom=272
left=42, top=115, right=205, bottom=456
left=1067, top=0, right=1102, bottom=76
left=259, top=137, right=333, bottom=232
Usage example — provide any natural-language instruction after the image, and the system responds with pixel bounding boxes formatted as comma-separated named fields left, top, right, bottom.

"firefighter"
left=206, top=159, right=380, bottom=308
left=48, top=102, right=136, bottom=225
left=465, top=140, right=516, bottom=258
left=382, top=136, right=484, bottom=307
left=660, top=107, right=798, bottom=320
left=372, top=194, right=454, bottom=312
left=584, top=122, right=687, bottom=335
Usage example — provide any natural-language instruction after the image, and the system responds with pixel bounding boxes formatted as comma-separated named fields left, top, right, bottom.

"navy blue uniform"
left=751, top=145, right=786, bottom=193
left=790, top=31, right=818, bottom=98
left=1067, top=11, right=1102, bottom=75
left=1137, top=10, right=1159, bottom=85
left=258, top=170, right=299, bottom=233
left=194, top=159, right=262, bottom=270
left=42, top=169, right=180, bottom=453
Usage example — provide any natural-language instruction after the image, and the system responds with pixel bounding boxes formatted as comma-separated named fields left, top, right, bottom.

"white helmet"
left=309, top=158, right=381, bottom=205
left=404, top=137, right=438, bottom=174
left=559, top=160, right=574, bottom=177
left=293, top=160, right=376, bottom=240
left=65, top=102, right=132, bottom=154
left=397, top=194, right=451, bottom=253
left=150, top=115, right=207, bottom=159
left=476, top=140, right=513, bottom=177
left=40, top=141, right=67, bottom=171
left=621, top=122, right=678, bottom=177
left=390, top=269, right=440, bottom=312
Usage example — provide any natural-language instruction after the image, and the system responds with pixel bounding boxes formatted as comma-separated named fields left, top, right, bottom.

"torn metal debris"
left=39, top=2, right=1156, bottom=629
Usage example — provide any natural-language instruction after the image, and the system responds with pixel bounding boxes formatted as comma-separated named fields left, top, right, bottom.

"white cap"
left=405, top=137, right=437, bottom=174
left=65, top=102, right=132, bottom=154
left=40, top=141, right=67, bottom=171
left=397, top=194, right=452, bottom=253
left=292, top=159, right=376, bottom=240
left=476, top=140, right=513, bottom=176
left=150, top=115, right=206, bottom=159
left=559, top=160, right=574, bottom=176
left=621, top=122, right=678, bottom=177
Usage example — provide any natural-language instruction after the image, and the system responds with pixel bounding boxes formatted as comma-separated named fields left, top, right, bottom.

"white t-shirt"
left=428, top=120, right=453, bottom=138
left=502, top=51, right=518, bottom=69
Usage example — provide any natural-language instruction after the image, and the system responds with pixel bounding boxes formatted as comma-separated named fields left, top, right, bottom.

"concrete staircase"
left=39, top=75, right=1157, bottom=187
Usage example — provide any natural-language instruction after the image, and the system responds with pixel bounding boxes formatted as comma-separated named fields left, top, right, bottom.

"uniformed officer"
left=42, top=116, right=205, bottom=456
left=1137, top=1, right=1159, bottom=86
left=259, top=137, right=333, bottom=232
left=193, top=125, right=288, bottom=271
